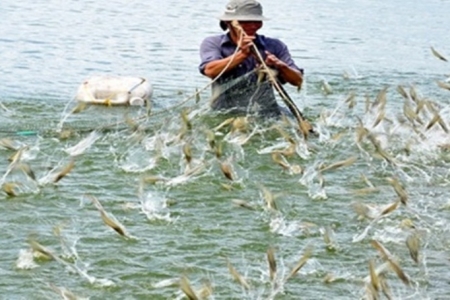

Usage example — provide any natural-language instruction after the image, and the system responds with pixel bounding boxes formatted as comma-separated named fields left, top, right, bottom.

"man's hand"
left=265, top=51, right=288, bottom=69
left=238, top=35, right=255, bottom=56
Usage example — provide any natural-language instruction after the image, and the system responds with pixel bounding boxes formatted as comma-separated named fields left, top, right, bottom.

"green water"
left=1, top=0, right=450, bottom=299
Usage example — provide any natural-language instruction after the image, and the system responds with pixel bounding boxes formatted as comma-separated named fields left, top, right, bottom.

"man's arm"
left=203, top=52, right=247, bottom=79
left=200, top=35, right=255, bottom=79
left=265, top=51, right=303, bottom=88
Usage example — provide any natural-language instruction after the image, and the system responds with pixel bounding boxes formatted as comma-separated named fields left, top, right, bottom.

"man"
left=199, top=0, right=303, bottom=117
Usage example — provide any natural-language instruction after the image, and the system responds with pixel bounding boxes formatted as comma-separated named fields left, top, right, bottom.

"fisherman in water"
left=199, top=0, right=303, bottom=117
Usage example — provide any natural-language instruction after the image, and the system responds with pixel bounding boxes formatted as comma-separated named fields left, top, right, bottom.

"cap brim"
left=217, top=15, right=269, bottom=21
left=218, top=15, right=269, bottom=30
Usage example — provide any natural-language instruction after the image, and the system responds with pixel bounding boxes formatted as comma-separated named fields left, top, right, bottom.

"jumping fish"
left=371, top=240, right=410, bottom=286
left=88, top=195, right=129, bottom=238
left=319, top=156, right=357, bottom=173
left=182, top=142, right=192, bottom=164
left=369, top=259, right=380, bottom=295
left=285, top=246, right=313, bottom=281
left=0, top=138, right=21, bottom=151
left=231, top=199, right=255, bottom=210
left=227, top=260, right=250, bottom=290
left=437, top=81, right=450, bottom=91
left=180, top=108, right=192, bottom=131
left=267, top=247, right=277, bottom=282
left=396, top=85, right=409, bottom=100
left=180, top=276, right=199, bottom=300
left=64, top=131, right=101, bottom=157
left=406, top=233, right=421, bottom=264
left=54, top=159, right=75, bottom=183
left=430, top=46, right=448, bottom=62
left=386, top=177, right=408, bottom=205
left=219, top=159, right=234, bottom=181
left=2, top=182, right=19, bottom=197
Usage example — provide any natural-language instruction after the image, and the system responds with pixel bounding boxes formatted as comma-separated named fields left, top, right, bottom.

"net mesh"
left=209, top=70, right=285, bottom=118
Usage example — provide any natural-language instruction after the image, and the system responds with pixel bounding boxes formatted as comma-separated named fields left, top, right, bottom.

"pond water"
left=1, top=1, right=450, bottom=299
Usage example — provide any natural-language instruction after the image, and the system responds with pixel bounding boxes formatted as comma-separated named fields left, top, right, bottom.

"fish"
left=387, top=258, right=410, bottom=286
left=0, top=138, right=21, bottom=151
left=285, top=246, right=313, bottom=281
left=271, top=152, right=290, bottom=171
left=220, top=183, right=234, bottom=191
left=183, top=142, right=192, bottom=164
left=88, top=195, right=129, bottom=238
left=371, top=240, right=410, bottom=286
left=403, top=101, right=421, bottom=125
left=213, top=117, right=235, bottom=132
left=430, top=46, right=448, bottom=62
left=204, top=129, right=216, bottom=150
left=344, top=91, right=356, bottom=109
left=2, top=182, right=19, bottom=197
left=379, top=274, right=393, bottom=300
left=17, top=163, right=36, bottom=180
left=195, top=88, right=201, bottom=103
left=323, top=273, right=337, bottom=284
left=267, top=247, right=277, bottom=282
left=143, top=175, right=167, bottom=184
left=180, top=276, right=199, bottom=300
left=54, top=159, right=75, bottom=183
left=372, top=86, right=388, bottom=110
left=299, top=119, right=313, bottom=140
left=355, top=122, right=369, bottom=144
left=367, top=134, right=395, bottom=165
left=219, top=159, right=234, bottom=181
left=196, top=281, right=213, bottom=299
left=396, top=85, right=409, bottom=99
left=322, top=226, right=338, bottom=251
left=59, top=130, right=73, bottom=140
left=28, top=239, right=57, bottom=261
left=231, top=199, right=255, bottom=210
left=352, top=187, right=380, bottom=196
left=370, top=240, right=392, bottom=261
left=227, top=260, right=250, bottom=290
left=64, top=131, right=101, bottom=157
left=428, top=115, right=447, bottom=134
left=372, top=110, right=385, bottom=128
left=260, top=185, right=278, bottom=211
left=406, top=233, right=420, bottom=263
left=231, top=117, right=249, bottom=133
left=319, top=156, right=357, bottom=173
left=369, top=259, right=380, bottom=294
left=321, top=79, right=333, bottom=95
left=180, top=108, right=192, bottom=131
left=386, top=177, right=408, bottom=205
left=215, top=141, right=223, bottom=159
left=8, top=146, right=28, bottom=164
left=437, top=81, right=450, bottom=91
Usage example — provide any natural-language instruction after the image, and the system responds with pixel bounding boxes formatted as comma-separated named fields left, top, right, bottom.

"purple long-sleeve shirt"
left=199, top=33, right=302, bottom=116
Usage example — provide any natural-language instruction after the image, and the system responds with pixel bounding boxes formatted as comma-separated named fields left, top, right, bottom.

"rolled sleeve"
left=268, top=39, right=303, bottom=84
left=199, top=36, right=223, bottom=75
left=274, top=39, right=303, bottom=73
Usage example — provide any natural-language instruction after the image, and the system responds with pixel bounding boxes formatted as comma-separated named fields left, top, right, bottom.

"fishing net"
left=0, top=60, right=304, bottom=140
left=208, top=68, right=284, bottom=118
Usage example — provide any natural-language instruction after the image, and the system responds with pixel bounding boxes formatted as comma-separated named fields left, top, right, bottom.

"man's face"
left=238, top=21, right=263, bottom=36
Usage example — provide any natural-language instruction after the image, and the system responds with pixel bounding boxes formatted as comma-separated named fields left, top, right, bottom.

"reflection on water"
left=1, top=0, right=450, bottom=299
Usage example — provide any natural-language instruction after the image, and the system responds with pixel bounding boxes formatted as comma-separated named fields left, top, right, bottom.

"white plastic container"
left=75, top=76, right=152, bottom=106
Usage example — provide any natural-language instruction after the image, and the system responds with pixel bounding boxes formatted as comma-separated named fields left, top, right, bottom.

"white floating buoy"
left=75, top=75, right=153, bottom=106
